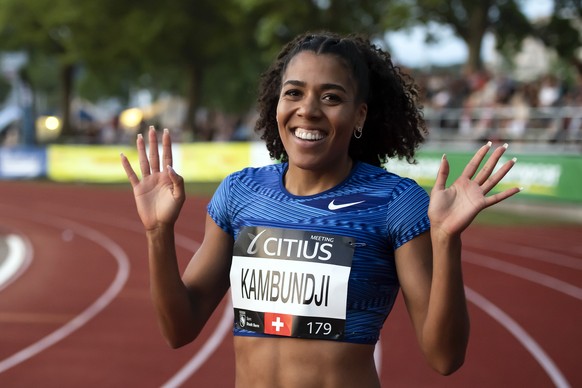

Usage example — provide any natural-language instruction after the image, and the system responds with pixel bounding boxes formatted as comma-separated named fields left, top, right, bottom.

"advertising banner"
left=47, top=145, right=135, bottom=182
left=1, top=142, right=578, bottom=204
left=179, top=142, right=251, bottom=181
left=0, top=147, right=46, bottom=179
left=386, top=150, right=582, bottom=203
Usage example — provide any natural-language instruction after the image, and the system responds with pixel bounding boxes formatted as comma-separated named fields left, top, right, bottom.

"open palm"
left=121, top=127, right=185, bottom=231
left=428, top=143, right=521, bottom=237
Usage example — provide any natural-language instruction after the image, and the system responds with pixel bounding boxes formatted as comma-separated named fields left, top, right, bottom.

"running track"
left=0, top=181, right=580, bottom=387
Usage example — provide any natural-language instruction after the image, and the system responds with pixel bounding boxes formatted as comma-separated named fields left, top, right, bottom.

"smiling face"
left=276, top=51, right=367, bottom=173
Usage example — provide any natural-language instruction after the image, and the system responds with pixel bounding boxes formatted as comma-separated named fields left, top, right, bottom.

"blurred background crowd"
left=0, top=0, right=580, bottom=151
left=418, top=68, right=582, bottom=145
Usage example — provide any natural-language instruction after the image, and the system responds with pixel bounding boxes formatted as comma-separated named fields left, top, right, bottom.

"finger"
left=162, top=128, right=173, bottom=170
left=473, top=143, right=508, bottom=185
left=148, top=126, right=160, bottom=173
left=137, top=133, right=150, bottom=177
left=461, top=141, right=492, bottom=179
left=483, top=187, right=522, bottom=209
left=120, top=153, right=140, bottom=188
left=481, top=156, right=517, bottom=194
left=432, top=154, right=450, bottom=192
left=167, top=165, right=185, bottom=202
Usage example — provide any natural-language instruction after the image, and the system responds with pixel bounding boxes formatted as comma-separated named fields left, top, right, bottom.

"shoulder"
left=213, top=162, right=285, bottom=203
left=224, top=163, right=284, bottom=184
left=353, top=162, right=424, bottom=195
left=351, top=163, right=429, bottom=226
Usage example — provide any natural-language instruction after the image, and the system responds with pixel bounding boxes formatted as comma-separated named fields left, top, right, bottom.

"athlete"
left=121, top=31, right=520, bottom=387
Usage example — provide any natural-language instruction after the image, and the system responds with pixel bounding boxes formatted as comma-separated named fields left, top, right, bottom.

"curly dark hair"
left=254, top=31, right=427, bottom=167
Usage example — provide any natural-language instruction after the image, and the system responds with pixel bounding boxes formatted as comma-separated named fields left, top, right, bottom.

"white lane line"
left=162, top=299, right=234, bottom=388
left=36, top=207, right=232, bottom=385
left=466, top=287, right=570, bottom=388
left=465, top=240, right=582, bottom=270
left=0, top=234, right=33, bottom=292
left=0, top=219, right=130, bottom=374
left=90, top=218, right=232, bottom=387
left=374, top=341, right=382, bottom=378
left=464, top=252, right=582, bottom=300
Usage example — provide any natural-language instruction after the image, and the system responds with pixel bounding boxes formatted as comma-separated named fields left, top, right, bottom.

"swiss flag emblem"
left=264, top=312, right=293, bottom=336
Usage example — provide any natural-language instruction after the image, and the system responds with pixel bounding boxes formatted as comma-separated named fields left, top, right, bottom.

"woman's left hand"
left=428, top=142, right=521, bottom=237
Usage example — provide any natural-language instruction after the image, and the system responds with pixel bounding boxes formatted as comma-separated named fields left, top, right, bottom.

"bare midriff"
left=233, top=336, right=380, bottom=388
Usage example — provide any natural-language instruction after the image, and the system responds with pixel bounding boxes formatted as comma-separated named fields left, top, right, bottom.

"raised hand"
left=120, top=126, right=185, bottom=231
left=428, top=142, right=521, bottom=237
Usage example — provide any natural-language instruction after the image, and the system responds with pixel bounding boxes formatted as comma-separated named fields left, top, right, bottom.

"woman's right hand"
left=120, top=126, right=185, bottom=231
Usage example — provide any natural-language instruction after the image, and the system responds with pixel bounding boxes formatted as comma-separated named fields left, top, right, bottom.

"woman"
left=121, top=31, right=520, bottom=387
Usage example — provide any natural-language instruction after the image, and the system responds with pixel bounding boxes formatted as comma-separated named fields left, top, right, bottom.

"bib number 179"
left=299, top=317, right=344, bottom=339
left=307, top=321, right=333, bottom=336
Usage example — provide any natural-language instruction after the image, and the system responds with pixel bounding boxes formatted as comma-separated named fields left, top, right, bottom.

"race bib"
left=230, top=226, right=354, bottom=340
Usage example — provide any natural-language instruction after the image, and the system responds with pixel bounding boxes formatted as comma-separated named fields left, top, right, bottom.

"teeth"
left=295, top=128, right=324, bottom=141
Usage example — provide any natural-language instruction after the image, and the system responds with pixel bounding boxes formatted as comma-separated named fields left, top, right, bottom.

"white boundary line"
left=162, top=300, right=234, bottom=388
left=374, top=340, right=382, bottom=378
left=464, top=252, right=582, bottom=300
left=0, top=234, right=33, bottom=292
left=0, top=218, right=130, bottom=374
left=465, top=240, right=582, bottom=270
left=163, top=299, right=384, bottom=386
left=465, top=287, right=570, bottom=388
left=463, top=244, right=581, bottom=388
left=40, top=206, right=577, bottom=385
left=8, top=203, right=576, bottom=385
left=34, top=207, right=232, bottom=386
left=85, top=216, right=233, bottom=387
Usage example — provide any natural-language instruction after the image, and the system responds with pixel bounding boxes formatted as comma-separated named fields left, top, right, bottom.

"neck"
left=284, top=158, right=354, bottom=196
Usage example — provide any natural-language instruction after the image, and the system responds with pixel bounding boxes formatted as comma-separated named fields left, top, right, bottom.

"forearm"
left=146, top=226, right=199, bottom=348
left=422, top=229, right=470, bottom=375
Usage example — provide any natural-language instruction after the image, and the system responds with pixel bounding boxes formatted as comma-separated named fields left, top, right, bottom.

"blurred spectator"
left=415, top=65, right=581, bottom=147
left=538, top=74, right=562, bottom=108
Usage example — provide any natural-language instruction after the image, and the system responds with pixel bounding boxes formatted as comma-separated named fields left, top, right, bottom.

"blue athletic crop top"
left=207, top=161, right=430, bottom=344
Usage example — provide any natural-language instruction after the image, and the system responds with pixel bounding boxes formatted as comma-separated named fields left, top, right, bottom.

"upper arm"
left=395, top=231, right=433, bottom=340
left=181, top=213, right=234, bottom=322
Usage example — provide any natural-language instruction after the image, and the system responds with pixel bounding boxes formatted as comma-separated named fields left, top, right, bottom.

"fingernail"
left=137, top=134, right=143, bottom=139
left=511, top=157, right=517, bottom=163
left=519, top=187, right=524, bottom=192
left=486, top=141, right=492, bottom=147
left=441, top=153, right=447, bottom=161
left=164, top=128, right=169, bottom=134
left=503, top=143, right=509, bottom=149
left=149, top=125, right=155, bottom=131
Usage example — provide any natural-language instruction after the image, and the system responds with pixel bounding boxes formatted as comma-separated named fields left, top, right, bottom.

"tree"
left=0, top=0, right=150, bottom=140
left=536, top=0, right=582, bottom=74
left=407, top=0, right=582, bottom=75
left=237, top=0, right=395, bottom=55
left=411, top=0, right=533, bottom=73
left=103, top=0, right=254, bottom=138
left=0, top=0, right=248, bottom=140
left=0, top=0, right=74, bottom=138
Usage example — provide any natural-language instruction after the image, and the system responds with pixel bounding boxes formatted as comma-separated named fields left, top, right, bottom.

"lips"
left=293, top=128, right=326, bottom=141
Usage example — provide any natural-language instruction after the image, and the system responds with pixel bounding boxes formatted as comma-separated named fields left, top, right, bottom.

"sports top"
left=207, top=161, right=430, bottom=344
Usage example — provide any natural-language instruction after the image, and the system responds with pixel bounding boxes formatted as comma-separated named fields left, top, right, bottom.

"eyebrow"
left=282, top=80, right=348, bottom=93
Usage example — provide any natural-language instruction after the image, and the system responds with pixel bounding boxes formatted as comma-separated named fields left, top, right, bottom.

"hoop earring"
left=354, top=127, right=363, bottom=139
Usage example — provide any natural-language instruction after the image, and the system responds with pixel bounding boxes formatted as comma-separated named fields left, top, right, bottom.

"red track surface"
left=0, top=181, right=580, bottom=387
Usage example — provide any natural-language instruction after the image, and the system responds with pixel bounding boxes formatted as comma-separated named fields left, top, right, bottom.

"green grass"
left=185, top=182, right=221, bottom=197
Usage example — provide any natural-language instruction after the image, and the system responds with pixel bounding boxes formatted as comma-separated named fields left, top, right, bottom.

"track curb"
left=0, top=234, right=28, bottom=290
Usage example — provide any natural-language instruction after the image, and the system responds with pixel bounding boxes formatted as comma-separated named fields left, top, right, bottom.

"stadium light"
left=35, top=115, right=62, bottom=142
left=119, top=108, right=144, bottom=132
